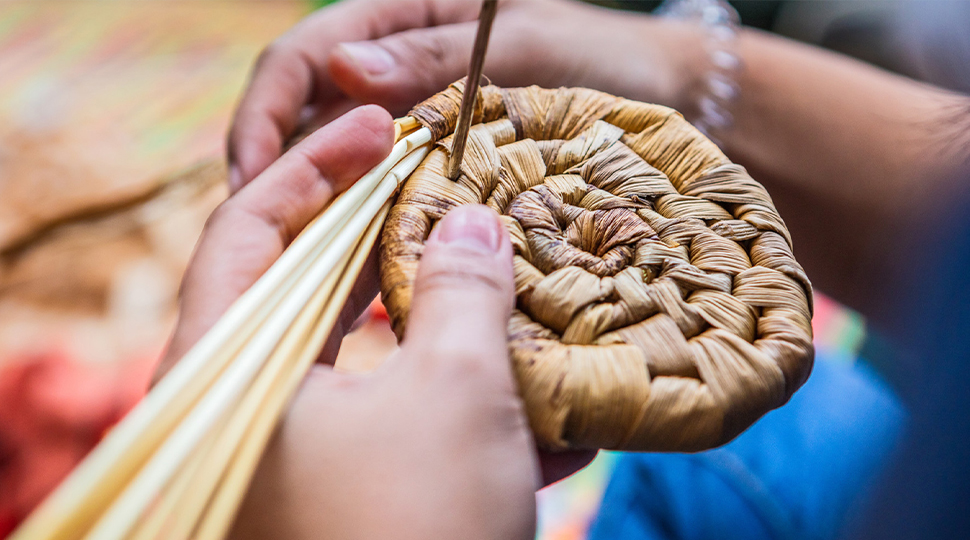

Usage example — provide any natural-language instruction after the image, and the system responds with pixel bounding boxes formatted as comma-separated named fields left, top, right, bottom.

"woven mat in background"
left=0, top=2, right=308, bottom=534
left=0, top=1, right=309, bottom=361
left=0, top=2, right=866, bottom=539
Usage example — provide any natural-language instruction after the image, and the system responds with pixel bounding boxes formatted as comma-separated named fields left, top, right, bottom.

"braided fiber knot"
left=381, top=81, right=814, bottom=451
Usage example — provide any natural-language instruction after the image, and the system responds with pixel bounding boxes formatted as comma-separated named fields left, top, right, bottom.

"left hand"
left=155, top=106, right=594, bottom=539
left=155, top=105, right=394, bottom=382
left=231, top=203, right=543, bottom=540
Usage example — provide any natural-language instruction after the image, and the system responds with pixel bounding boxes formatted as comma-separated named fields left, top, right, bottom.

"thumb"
left=328, top=23, right=476, bottom=115
left=402, top=205, right=515, bottom=377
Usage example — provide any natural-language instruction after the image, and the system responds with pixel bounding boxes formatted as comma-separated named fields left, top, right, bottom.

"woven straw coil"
left=380, top=81, right=814, bottom=452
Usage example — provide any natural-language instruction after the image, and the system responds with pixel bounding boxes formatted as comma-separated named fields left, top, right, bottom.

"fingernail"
left=338, top=42, right=395, bottom=76
left=435, top=206, right=502, bottom=254
left=228, top=164, right=243, bottom=192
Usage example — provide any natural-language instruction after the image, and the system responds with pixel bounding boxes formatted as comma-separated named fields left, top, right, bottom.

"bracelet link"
left=658, top=0, right=741, bottom=146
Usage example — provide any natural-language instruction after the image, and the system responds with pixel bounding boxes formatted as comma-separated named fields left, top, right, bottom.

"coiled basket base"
left=380, top=82, right=814, bottom=452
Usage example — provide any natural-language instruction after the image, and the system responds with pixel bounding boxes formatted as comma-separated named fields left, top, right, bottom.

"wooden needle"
left=446, top=0, right=498, bottom=181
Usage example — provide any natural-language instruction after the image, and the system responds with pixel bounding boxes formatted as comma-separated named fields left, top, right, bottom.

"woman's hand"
left=228, top=0, right=700, bottom=192
left=230, top=204, right=542, bottom=540
left=157, top=105, right=595, bottom=539
left=155, top=104, right=395, bottom=383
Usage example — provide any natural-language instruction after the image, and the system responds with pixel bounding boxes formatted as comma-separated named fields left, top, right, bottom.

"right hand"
left=228, top=0, right=701, bottom=192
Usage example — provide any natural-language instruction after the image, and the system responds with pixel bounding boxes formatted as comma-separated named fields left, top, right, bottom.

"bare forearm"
left=715, top=29, right=970, bottom=318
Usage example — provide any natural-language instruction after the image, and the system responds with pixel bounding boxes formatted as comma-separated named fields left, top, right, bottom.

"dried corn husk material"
left=381, top=81, right=814, bottom=452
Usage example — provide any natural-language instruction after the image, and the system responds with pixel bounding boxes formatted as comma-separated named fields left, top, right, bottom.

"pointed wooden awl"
left=446, top=0, right=498, bottom=181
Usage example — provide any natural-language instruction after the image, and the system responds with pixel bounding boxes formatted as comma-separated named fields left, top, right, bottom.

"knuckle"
left=397, top=32, right=449, bottom=64
left=252, top=40, right=306, bottom=100
left=417, top=344, right=516, bottom=399
left=204, top=199, right=238, bottom=230
left=415, top=260, right=508, bottom=297
left=427, top=347, right=488, bottom=369
left=254, top=41, right=283, bottom=71
left=423, top=346, right=493, bottom=381
left=387, top=30, right=465, bottom=92
left=206, top=197, right=291, bottom=248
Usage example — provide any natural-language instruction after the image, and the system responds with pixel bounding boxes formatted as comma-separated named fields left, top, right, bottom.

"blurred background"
left=7, top=0, right=955, bottom=538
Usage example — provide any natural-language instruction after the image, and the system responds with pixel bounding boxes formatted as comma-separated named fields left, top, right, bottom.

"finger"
left=326, top=9, right=554, bottom=116
left=155, top=105, right=393, bottom=382
left=539, top=449, right=597, bottom=487
left=402, top=205, right=515, bottom=382
left=228, top=0, right=481, bottom=192
left=227, top=38, right=314, bottom=193
left=328, top=23, right=477, bottom=115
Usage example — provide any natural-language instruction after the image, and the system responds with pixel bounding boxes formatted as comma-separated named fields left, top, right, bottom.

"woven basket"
left=380, top=81, right=814, bottom=452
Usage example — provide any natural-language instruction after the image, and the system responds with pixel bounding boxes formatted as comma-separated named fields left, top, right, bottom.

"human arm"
left=712, top=28, right=970, bottom=322
left=228, top=0, right=970, bottom=327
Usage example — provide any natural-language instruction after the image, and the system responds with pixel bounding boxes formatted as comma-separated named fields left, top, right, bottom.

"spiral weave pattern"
left=380, top=82, right=814, bottom=451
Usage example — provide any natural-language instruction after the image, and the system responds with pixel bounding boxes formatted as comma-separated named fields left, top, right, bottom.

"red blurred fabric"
left=0, top=300, right=392, bottom=537
left=0, top=350, right=155, bottom=538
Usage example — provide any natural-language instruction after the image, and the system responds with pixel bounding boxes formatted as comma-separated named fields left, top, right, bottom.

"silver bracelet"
left=657, top=0, right=741, bottom=145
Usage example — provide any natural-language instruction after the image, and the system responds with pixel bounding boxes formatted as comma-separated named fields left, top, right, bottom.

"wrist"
left=639, top=19, right=710, bottom=115
left=655, top=0, right=743, bottom=143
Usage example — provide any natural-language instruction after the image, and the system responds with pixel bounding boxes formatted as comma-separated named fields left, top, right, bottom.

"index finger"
left=156, top=105, right=394, bottom=383
left=227, top=0, right=481, bottom=192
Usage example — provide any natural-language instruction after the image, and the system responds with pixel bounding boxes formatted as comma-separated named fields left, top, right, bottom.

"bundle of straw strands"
left=10, top=116, right=433, bottom=540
